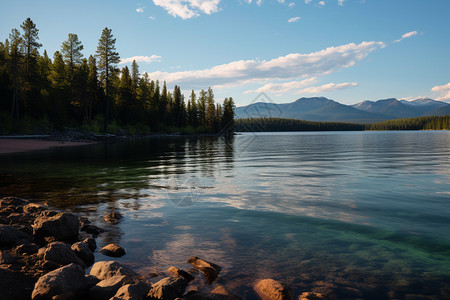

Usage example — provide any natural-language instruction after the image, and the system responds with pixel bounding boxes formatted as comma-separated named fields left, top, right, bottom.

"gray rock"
left=147, top=276, right=187, bottom=300
left=0, top=224, right=31, bottom=247
left=111, top=281, right=151, bottom=300
left=90, top=261, right=138, bottom=281
left=31, top=263, right=91, bottom=300
left=253, top=279, right=292, bottom=300
left=187, top=256, right=221, bottom=284
left=71, top=241, right=95, bottom=266
left=89, top=275, right=136, bottom=300
left=99, top=243, right=126, bottom=257
left=78, top=232, right=97, bottom=251
left=38, top=242, right=86, bottom=268
left=0, top=250, right=17, bottom=264
left=33, top=213, right=79, bottom=242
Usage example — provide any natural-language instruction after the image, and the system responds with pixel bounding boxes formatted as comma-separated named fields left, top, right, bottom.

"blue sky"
left=1, top=0, right=449, bottom=106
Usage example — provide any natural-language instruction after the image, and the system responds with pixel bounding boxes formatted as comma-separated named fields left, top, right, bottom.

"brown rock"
left=110, top=280, right=151, bottom=300
left=23, top=203, right=49, bottom=214
left=0, top=250, right=17, bottom=264
left=90, top=261, right=138, bottom=281
left=299, top=292, right=330, bottom=300
left=38, top=242, right=86, bottom=268
left=99, top=243, right=126, bottom=257
left=168, top=266, right=194, bottom=282
left=33, top=213, right=79, bottom=243
left=187, top=256, right=221, bottom=284
left=12, top=243, right=39, bottom=255
left=147, top=276, right=187, bottom=300
left=89, top=275, right=136, bottom=300
left=0, top=196, right=28, bottom=206
left=31, top=263, right=92, bottom=300
left=0, top=224, right=31, bottom=247
left=71, top=241, right=95, bottom=266
left=80, top=224, right=104, bottom=236
left=253, top=279, right=293, bottom=300
left=103, top=211, right=123, bottom=224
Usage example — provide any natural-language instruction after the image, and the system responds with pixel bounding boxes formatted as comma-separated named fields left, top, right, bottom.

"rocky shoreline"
left=0, top=196, right=328, bottom=300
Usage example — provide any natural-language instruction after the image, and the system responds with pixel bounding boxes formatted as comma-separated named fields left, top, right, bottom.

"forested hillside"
left=367, top=115, right=450, bottom=130
left=0, top=18, right=235, bottom=135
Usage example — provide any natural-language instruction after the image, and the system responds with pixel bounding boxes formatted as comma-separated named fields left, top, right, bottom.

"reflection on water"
left=1, top=132, right=450, bottom=299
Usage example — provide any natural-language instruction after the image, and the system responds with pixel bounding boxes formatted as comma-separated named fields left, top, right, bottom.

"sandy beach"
left=0, top=139, right=95, bottom=155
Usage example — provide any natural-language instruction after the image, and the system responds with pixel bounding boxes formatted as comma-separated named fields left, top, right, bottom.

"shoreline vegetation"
left=0, top=196, right=325, bottom=300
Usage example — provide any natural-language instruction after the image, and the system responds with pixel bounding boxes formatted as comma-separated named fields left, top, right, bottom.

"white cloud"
left=152, top=0, right=220, bottom=19
left=245, top=77, right=318, bottom=94
left=288, top=2, right=295, bottom=7
left=120, top=55, right=162, bottom=64
left=393, top=30, right=418, bottom=43
left=288, top=17, right=301, bottom=23
left=338, top=0, right=345, bottom=6
left=136, top=7, right=144, bottom=13
left=145, top=41, right=384, bottom=88
left=431, top=83, right=450, bottom=101
left=297, top=82, right=358, bottom=94
left=319, top=1, right=326, bottom=6
left=305, top=0, right=313, bottom=4
left=149, top=16, right=156, bottom=20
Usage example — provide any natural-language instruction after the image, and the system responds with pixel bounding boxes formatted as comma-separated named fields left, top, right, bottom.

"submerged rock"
left=81, top=224, right=105, bottom=236
left=253, top=279, right=293, bottom=300
left=31, top=263, right=93, bottom=300
left=90, top=261, right=138, bottom=281
left=104, top=211, right=123, bottom=224
left=32, top=213, right=79, bottom=242
left=147, top=276, right=187, bottom=300
left=99, top=243, right=126, bottom=257
left=187, top=256, right=221, bottom=284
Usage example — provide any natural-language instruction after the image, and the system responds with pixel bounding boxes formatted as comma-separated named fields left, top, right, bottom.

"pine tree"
left=206, top=87, right=215, bottom=133
left=20, top=18, right=41, bottom=78
left=198, top=89, right=207, bottom=128
left=9, top=28, right=22, bottom=121
left=61, top=33, right=84, bottom=75
left=96, top=27, right=120, bottom=131
left=131, top=60, right=139, bottom=95
left=222, top=97, right=235, bottom=135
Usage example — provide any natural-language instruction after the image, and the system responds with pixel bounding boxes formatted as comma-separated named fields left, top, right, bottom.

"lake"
left=1, top=131, right=449, bottom=299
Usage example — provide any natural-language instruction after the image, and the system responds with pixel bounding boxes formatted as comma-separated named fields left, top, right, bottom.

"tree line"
left=236, top=116, right=450, bottom=132
left=0, top=18, right=235, bottom=135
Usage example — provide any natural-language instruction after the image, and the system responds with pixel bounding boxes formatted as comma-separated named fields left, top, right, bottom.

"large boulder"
left=147, top=276, right=187, bottom=300
left=0, top=224, right=31, bottom=247
left=167, top=266, right=194, bottom=282
left=71, top=241, right=95, bottom=266
left=89, top=275, right=136, bottom=300
left=253, top=279, right=293, bottom=300
left=111, top=281, right=151, bottom=300
left=31, top=263, right=93, bottom=300
left=33, top=213, right=79, bottom=242
left=90, top=261, right=138, bottom=281
left=38, top=242, right=86, bottom=268
left=187, top=256, right=221, bottom=284
left=99, top=243, right=126, bottom=257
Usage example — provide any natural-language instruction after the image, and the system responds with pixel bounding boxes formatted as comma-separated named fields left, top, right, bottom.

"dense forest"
left=236, top=118, right=366, bottom=131
left=0, top=18, right=235, bottom=135
left=236, top=116, right=450, bottom=132
left=366, top=115, right=450, bottom=130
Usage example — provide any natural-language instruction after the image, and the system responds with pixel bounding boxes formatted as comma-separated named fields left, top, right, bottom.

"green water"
left=1, top=131, right=449, bottom=299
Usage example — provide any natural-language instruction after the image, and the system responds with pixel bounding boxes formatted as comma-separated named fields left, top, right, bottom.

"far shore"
left=0, top=138, right=96, bottom=155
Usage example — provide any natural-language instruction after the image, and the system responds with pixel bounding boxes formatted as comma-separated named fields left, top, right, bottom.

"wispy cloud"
left=245, top=78, right=318, bottom=94
left=393, top=31, right=418, bottom=43
left=288, top=16, right=301, bottom=23
left=297, top=82, right=358, bottom=94
left=145, top=41, right=384, bottom=88
left=431, top=83, right=450, bottom=102
left=120, top=55, right=162, bottom=64
left=152, top=0, right=220, bottom=19
left=305, top=0, right=313, bottom=4
left=338, top=0, right=345, bottom=6
left=136, top=7, right=144, bottom=13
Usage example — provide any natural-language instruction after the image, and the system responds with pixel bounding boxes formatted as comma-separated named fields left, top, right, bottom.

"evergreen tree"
left=61, top=33, right=84, bottom=75
left=131, top=60, right=139, bottom=95
left=206, top=87, right=215, bottom=133
left=87, top=55, right=99, bottom=122
left=20, top=18, right=41, bottom=78
left=198, top=89, right=207, bottom=128
left=222, top=97, right=235, bottom=135
left=8, top=28, right=22, bottom=120
left=96, top=27, right=120, bottom=131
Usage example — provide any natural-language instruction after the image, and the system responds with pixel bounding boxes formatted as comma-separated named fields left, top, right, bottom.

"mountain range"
left=235, top=97, right=450, bottom=123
